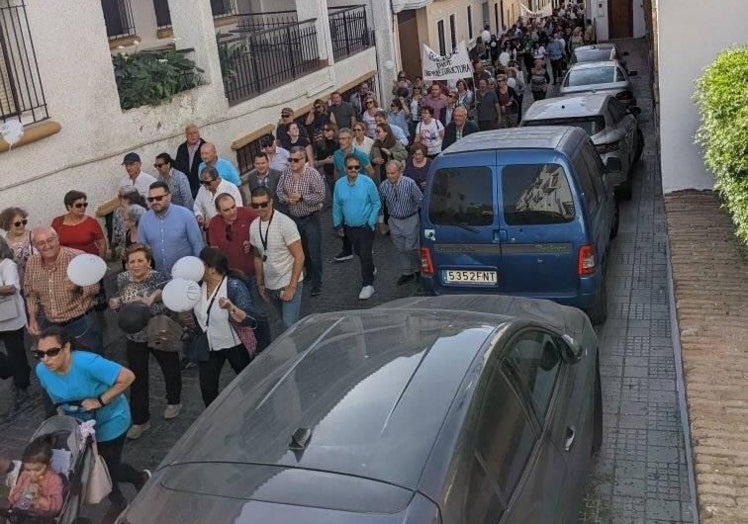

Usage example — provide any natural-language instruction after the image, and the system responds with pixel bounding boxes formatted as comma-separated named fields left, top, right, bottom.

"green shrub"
left=113, top=49, right=203, bottom=110
left=694, top=47, right=748, bottom=244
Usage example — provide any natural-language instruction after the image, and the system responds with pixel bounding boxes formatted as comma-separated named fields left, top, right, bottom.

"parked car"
left=560, top=60, right=638, bottom=107
left=420, top=126, right=617, bottom=323
left=116, top=294, right=601, bottom=524
left=569, top=43, right=629, bottom=71
left=520, top=93, right=644, bottom=199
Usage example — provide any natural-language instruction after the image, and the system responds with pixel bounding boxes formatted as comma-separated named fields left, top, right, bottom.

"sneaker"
left=334, top=251, right=353, bottom=262
left=358, top=285, right=375, bottom=300
left=396, top=274, right=415, bottom=286
left=163, top=403, right=182, bottom=420
left=126, top=421, right=151, bottom=440
left=180, top=357, right=196, bottom=371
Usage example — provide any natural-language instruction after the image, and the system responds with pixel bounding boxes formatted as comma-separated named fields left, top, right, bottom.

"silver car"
left=569, top=43, right=629, bottom=71
left=560, top=60, right=638, bottom=107
left=117, top=295, right=601, bottom=524
left=521, top=93, right=644, bottom=199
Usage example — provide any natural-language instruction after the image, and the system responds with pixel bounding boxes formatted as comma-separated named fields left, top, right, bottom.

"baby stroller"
left=1, top=414, right=95, bottom=524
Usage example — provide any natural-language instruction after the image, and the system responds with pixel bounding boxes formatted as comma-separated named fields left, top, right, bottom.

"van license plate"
left=445, top=270, right=497, bottom=284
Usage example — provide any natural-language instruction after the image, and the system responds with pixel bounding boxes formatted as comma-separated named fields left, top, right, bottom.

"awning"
left=391, top=0, right=433, bottom=14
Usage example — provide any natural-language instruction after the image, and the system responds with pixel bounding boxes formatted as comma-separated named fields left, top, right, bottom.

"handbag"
left=84, top=440, right=112, bottom=504
left=184, top=278, right=223, bottom=363
left=146, top=314, right=186, bottom=352
left=232, top=321, right=257, bottom=357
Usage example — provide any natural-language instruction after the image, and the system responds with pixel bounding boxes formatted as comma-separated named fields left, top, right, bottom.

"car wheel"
left=586, top=274, right=607, bottom=325
left=592, top=353, right=603, bottom=455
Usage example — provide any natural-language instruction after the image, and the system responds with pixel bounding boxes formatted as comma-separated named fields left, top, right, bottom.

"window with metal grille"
left=101, top=0, right=136, bottom=40
left=0, top=0, right=48, bottom=125
left=437, top=20, right=446, bottom=56
left=236, top=138, right=263, bottom=175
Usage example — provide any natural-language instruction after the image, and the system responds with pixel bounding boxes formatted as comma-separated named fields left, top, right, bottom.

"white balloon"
left=162, top=278, right=201, bottom=312
left=66, top=254, right=107, bottom=287
left=171, top=256, right=204, bottom=282
left=1, top=118, right=24, bottom=147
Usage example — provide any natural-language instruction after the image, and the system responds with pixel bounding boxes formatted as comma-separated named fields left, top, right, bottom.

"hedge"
left=694, top=46, right=748, bottom=244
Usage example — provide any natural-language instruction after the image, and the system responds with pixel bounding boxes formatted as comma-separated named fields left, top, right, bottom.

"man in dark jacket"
left=174, top=123, right=206, bottom=198
left=240, top=151, right=284, bottom=213
left=442, top=106, right=479, bottom=150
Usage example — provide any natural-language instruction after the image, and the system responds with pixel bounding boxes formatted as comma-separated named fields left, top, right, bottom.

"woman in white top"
left=0, top=236, right=30, bottom=401
left=415, top=106, right=445, bottom=158
left=361, top=95, right=382, bottom=139
left=352, top=123, right=375, bottom=157
left=193, top=247, right=257, bottom=407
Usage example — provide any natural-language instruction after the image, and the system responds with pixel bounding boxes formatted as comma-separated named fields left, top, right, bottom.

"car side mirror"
left=561, top=334, right=585, bottom=361
left=627, top=70, right=638, bottom=77
left=628, top=106, right=642, bottom=116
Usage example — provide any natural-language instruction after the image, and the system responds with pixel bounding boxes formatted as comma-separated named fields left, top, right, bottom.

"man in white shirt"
left=120, top=152, right=157, bottom=198
left=193, top=166, right=242, bottom=229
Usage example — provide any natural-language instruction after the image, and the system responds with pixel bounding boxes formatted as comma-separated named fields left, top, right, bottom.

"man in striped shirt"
left=379, top=160, right=423, bottom=286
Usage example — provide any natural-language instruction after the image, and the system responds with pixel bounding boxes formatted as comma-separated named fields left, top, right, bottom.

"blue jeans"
left=41, top=310, right=103, bottom=354
left=267, top=282, right=303, bottom=329
left=244, top=275, right=273, bottom=351
left=292, top=213, right=322, bottom=290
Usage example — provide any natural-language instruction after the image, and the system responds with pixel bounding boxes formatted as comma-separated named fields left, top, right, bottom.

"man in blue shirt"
left=197, top=142, right=241, bottom=186
left=546, top=32, right=566, bottom=84
left=333, top=154, right=381, bottom=300
left=137, top=181, right=203, bottom=274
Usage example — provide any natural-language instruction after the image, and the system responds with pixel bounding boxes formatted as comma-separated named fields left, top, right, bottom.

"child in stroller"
left=8, top=437, right=63, bottom=514
left=1, top=415, right=95, bottom=524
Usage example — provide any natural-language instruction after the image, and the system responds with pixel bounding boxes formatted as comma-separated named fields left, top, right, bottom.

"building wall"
left=0, top=0, right=377, bottom=228
left=655, top=0, right=748, bottom=192
left=422, top=0, right=487, bottom=53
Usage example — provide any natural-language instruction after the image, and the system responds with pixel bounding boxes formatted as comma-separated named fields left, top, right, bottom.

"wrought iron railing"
left=0, top=0, right=48, bottom=125
left=235, top=10, right=299, bottom=32
left=219, top=19, right=322, bottom=105
left=101, top=0, right=136, bottom=40
left=328, top=5, right=372, bottom=61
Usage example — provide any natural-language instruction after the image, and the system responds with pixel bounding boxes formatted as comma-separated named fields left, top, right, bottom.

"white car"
left=560, top=60, right=638, bottom=108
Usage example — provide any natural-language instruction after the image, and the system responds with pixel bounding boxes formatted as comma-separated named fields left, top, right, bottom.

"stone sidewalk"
left=666, top=190, right=748, bottom=523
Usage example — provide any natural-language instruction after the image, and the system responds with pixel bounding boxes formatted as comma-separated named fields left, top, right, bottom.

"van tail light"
left=577, top=244, right=596, bottom=275
left=616, top=90, right=633, bottom=102
left=595, top=141, right=620, bottom=154
left=420, top=247, right=435, bottom=275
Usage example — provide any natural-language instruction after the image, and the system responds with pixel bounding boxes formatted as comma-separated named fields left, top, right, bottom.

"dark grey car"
left=116, top=295, right=601, bottom=524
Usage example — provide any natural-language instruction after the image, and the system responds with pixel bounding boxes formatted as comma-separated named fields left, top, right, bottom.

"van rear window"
left=501, top=164, right=575, bottom=225
left=429, top=167, right=494, bottom=226
left=523, top=116, right=605, bottom=136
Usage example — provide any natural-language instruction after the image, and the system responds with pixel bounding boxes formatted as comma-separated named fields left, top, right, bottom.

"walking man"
left=153, top=153, right=194, bottom=209
left=443, top=106, right=480, bottom=149
left=249, top=187, right=305, bottom=329
left=174, top=124, right=206, bottom=198
left=241, top=151, right=283, bottom=211
left=276, top=146, right=326, bottom=296
left=475, top=78, right=500, bottom=131
left=193, top=166, right=243, bottom=229
left=333, top=154, right=381, bottom=300
left=120, top=152, right=157, bottom=198
left=197, top=142, right=241, bottom=187
left=138, top=181, right=203, bottom=274
left=379, top=160, right=422, bottom=285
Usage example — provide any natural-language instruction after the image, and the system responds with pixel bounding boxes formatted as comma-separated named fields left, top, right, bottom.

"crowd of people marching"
left=0, top=2, right=592, bottom=512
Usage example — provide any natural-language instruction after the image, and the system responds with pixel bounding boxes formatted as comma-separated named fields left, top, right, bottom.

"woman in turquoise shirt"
left=35, top=326, right=149, bottom=508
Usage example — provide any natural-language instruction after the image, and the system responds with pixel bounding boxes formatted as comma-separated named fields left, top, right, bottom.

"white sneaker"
left=163, top=403, right=182, bottom=420
left=358, top=285, right=375, bottom=300
left=127, top=421, right=151, bottom=440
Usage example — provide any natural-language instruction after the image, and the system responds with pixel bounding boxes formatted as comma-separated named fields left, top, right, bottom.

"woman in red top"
left=51, top=190, right=107, bottom=257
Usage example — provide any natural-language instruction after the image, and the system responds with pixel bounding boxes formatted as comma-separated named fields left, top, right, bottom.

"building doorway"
left=608, top=0, right=633, bottom=38
left=397, top=10, right=422, bottom=78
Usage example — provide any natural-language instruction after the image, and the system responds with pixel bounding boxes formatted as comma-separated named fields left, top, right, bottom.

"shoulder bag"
left=84, top=440, right=113, bottom=504
left=184, top=278, right=223, bottom=363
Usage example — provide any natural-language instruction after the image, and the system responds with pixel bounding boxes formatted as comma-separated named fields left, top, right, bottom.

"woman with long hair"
left=370, top=123, right=408, bottom=182
left=361, top=95, right=382, bottom=139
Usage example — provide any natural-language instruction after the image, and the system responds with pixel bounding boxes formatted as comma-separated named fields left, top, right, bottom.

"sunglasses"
left=13, top=219, right=28, bottom=227
left=250, top=201, right=270, bottom=209
left=147, top=195, right=166, bottom=203
left=154, top=163, right=166, bottom=168
left=289, top=158, right=304, bottom=163
left=33, top=347, right=62, bottom=360
left=73, top=202, right=88, bottom=209
left=346, top=165, right=361, bottom=170
left=281, top=114, right=292, bottom=118
left=200, top=178, right=216, bottom=185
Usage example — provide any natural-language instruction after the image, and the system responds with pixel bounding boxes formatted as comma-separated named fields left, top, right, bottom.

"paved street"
left=0, top=38, right=696, bottom=524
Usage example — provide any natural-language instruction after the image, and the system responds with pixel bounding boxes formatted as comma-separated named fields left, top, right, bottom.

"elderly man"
left=197, top=142, right=241, bottom=187
left=120, top=152, right=157, bottom=198
left=276, top=146, right=326, bottom=296
left=333, top=154, right=381, bottom=300
left=443, top=106, right=480, bottom=149
left=138, top=181, right=203, bottom=274
left=175, top=124, right=207, bottom=198
left=24, top=227, right=103, bottom=353
left=193, top=166, right=243, bottom=229
left=154, top=152, right=194, bottom=209
left=379, top=160, right=423, bottom=285
left=259, top=134, right=290, bottom=172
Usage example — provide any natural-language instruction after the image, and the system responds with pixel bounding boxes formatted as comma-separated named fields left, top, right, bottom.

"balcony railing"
left=235, top=10, right=299, bottom=32
left=102, top=0, right=136, bottom=40
left=328, top=5, right=372, bottom=61
left=0, top=0, right=48, bottom=125
left=219, top=18, right=322, bottom=106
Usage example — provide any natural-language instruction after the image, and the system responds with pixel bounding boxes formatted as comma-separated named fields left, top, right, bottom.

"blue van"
left=419, top=126, right=618, bottom=323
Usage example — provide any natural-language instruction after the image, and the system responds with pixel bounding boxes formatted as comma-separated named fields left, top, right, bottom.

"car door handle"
left=564, top=426, right=576, bottom=452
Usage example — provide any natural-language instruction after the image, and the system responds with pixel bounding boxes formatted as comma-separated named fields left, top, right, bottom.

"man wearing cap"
left=193, top=166, right=243, bottom=229
left=260, top=134, right=290, bottom=172
left=174, top=124, right=207, bottom=198
left=120, top=153, right=157, bottom=198
left=197, top=142, right=241, bottom=187
left=276, top=108, right=309, bottom=148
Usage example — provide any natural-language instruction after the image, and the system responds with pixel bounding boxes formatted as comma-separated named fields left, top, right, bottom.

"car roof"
left=161, top=306, right=508, bottom=490
left=441, top=126, right=585, bottom=154
left=576, top=43, right=615, bottom=52
left=568, top=59, right=621, bottom=70
left=523, top=93, right=613, bottom=120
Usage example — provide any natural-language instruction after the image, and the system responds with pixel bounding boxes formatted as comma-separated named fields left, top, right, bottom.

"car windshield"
left=566, top=66, right=617, bottom=86
left=501, top=163, right=575, bottom=225
left=574, top=48, right=612, bottom=63
left=429, top=166, right=494, bottom=226
left=523, top=116, right=606, bottom=136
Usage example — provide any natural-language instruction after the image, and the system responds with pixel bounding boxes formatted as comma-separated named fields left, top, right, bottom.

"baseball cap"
left=122, top=152, right=141, bottom=164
